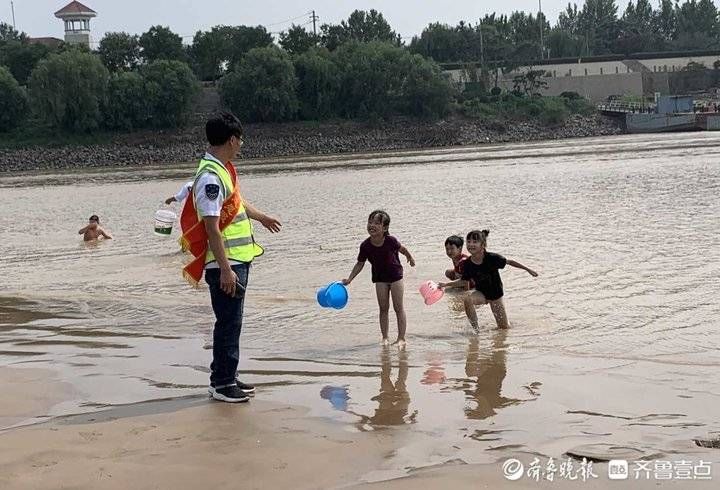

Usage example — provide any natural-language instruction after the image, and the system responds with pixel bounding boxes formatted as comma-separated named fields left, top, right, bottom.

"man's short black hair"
left=206, top=111, right=243, bottom=146
left=445, top=235, right=464, bottom=248
left=89, top=215, right=99, bottom=222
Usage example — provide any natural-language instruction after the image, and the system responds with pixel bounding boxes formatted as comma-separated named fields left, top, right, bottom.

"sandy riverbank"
left=1, top=367, right=717, bottom=490
left=0, top=114, right=622, bottom=173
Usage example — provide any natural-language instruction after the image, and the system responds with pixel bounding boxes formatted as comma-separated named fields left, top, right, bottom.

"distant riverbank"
left=0, top=114, right=622, bottom=173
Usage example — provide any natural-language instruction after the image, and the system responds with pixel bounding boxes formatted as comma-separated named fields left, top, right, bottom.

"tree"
left=104, top=71, right=151, bottom=130
left=226, top=26, right=273, bottom=67
left=141, top=60, right=199, bottom=128
left=293, top=48, right=340, bottom=119
left=615, top=0, right=659, bottom=53
left=279, top=24, right=319, bottom=55
left=409, top=23, right=461, bottom=62
left=332, top=41, right=451, bottom=119
left=578, top=0, right=620, bottom=55
left=0, top=22, right=25, bottom=43
left=342, top=9, right=401, bottom=45
left=653, top=0, right=677, bottom=43
left=674, top=0, right=719, bottom=48
left=220, top=46, right=298, bottom=122
left=547, top=28, right=586, bottom=57
left=319, top=24, right=347, bottom=51
left=0, top=66, right=27, bottom=132
left=190, top=26, right=233, bottom=81
left=0, top=41, right=52, bottom=84
left=401, top=54, right=454, bottom=118
left=28, top=50, right=109, bottom=132
left=320, top=9, right=401, bottom=50
left=557, top=4, right=581, bottom=34
left=139, top=26, right=185, bottom=62
left=97, top=32, right=140, bottom=72
left=189, top=25, right=272, bottom=81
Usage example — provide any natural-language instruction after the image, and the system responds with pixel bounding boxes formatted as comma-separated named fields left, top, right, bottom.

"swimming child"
left=444, top=235, right=471, bottom=289
left=165, top=181, right=194, bottom=205
left=342, top=210, right=415, bottom=347
left=78, top=215, right=112, bottom=242
left=439, top=230, right=537, bottom=331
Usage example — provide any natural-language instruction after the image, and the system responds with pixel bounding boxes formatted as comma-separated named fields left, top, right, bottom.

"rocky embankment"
left=0, top=114, right=623, bottom=173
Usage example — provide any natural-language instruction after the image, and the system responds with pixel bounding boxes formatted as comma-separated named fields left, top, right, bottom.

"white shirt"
left=193, top=152, right=241, bottom=269
left=174, top=181, right=194, bottom=202
left=193, top=153, right=226, bottom=218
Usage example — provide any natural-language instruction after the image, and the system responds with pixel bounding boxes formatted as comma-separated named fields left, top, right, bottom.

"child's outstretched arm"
left=342, top=261, right=365, bottom=286
left=99, top=228, right=113, bottom=239
left=507, top=259, right=538, bottom=277
left=438, top=279, right=468, bottom=289
left=398, top=245, right=415, bottom=267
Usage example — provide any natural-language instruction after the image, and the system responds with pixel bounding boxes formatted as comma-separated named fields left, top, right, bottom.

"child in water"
left=342, top=210, right=415, bottom=347
left=444, top=235, right=472, bottom=290
left=78, top=215, right=112, bottom=242
left=439, top=230, right=537, bottom=331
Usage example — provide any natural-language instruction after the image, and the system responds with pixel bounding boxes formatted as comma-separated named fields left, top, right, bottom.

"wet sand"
left=1, top=367, right=717, bottom=490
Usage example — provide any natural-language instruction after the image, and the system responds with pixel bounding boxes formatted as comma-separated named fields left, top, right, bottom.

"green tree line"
left=2, top=3, right=718, bottom=134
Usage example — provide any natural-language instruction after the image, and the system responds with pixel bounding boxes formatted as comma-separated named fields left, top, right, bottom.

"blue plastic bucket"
left=316, top=282, right=348, bottom=309
left=317, top=286, right=331, bottom=307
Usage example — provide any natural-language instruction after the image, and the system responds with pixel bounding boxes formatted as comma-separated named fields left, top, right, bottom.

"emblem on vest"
left=205, top=184, right=220, bottom=200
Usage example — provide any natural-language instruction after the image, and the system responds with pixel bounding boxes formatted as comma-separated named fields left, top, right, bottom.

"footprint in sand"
left=129, top=425, right=158, bottom=436
left=79, top=431, right=102, bottom=442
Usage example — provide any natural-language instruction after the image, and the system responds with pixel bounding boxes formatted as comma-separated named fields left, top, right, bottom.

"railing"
left=596, top=101, right=654, bottom=114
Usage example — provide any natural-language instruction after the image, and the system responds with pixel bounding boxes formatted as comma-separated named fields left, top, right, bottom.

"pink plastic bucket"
left=419, top=281, right=444, bottom=306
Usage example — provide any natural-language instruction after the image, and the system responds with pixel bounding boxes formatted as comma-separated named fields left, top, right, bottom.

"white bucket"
left=154, top=209, right=177, bottom=237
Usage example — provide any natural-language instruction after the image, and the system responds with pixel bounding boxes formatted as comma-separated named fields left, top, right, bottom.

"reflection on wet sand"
left=420, top=359, right=446, bottom=385
left=352, top=348, right=417, bottom=429
left=0, top=297, right=60, bottom=327
left=461, top=330, right=523, bottom=420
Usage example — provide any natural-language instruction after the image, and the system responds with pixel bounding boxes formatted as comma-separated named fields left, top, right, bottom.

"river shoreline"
left=0, top=114, right=622, bottom=173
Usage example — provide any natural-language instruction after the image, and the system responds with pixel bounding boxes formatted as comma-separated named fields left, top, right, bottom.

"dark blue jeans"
left=204, top=263, right=250, bottom=388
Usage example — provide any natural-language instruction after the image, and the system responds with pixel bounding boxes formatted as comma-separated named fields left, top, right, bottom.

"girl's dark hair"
left=89, top=215, right=99, bottom=223
left=368, top=210, right=391, bottom=236
left=466, top=229, right=489, bottom=246
left=206, top=111, right=243, bottom=146
left=445, top=235, right=464, bottom=248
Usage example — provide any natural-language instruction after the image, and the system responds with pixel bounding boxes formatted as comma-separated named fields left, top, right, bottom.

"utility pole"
left=538, top=0, right=544, bottom=60
left=310, top=10, right=319, bottom=37
left=11, top=0, right=16, bottom=29
left=478, top=17, right=484, bottom=69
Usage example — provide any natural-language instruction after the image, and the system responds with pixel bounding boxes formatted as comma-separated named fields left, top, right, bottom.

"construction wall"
left=497, top=73, right=644, bottom=102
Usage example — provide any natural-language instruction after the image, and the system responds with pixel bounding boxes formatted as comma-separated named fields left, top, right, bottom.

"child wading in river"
left=342, top=210, right=415, bottom=347
left=439, top=230, right=537, bottom=331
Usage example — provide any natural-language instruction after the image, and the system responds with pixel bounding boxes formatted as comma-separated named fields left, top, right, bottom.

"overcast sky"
left=5, top=0, right=584, bottom=43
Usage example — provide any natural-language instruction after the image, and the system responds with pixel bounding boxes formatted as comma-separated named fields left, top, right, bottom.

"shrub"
left=538, top=97, right=570, bottom=125
left=0, top=66, right=28, bottom=132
